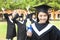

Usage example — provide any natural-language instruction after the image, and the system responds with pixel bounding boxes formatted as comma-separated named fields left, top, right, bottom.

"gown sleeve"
left=4, top=13, right=9, bottom=21
left=49, top=26, right=60, bottom=40
left=12, top=14, right=19, bottom=23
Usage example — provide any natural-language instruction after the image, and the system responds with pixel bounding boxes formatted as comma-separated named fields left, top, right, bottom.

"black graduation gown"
left=4, top=14, right=16, bottom=39
left=13, top=14, right=26, bottom=40
left=57, top=31, right=60, bottom=40
left=30, top=22, right=60, bottom=40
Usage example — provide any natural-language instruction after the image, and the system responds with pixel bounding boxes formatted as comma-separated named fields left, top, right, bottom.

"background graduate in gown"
left=30, top=13, right=37, bottom=23
left=12, top=13, right=26, bottom=40
left=3, top=13, right=16, bottom=40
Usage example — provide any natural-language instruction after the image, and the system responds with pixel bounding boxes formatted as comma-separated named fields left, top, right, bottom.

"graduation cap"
left=34, top=4, right=52, bottom=14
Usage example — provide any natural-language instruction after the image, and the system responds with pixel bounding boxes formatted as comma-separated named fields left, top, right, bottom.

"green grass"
left=0, top=22, right=7, bottom=40
left=50, top=21, right=60, bottom=30
left=0, top=22, right=17, bottom=40
left=0, top=21, right=60, bottom=40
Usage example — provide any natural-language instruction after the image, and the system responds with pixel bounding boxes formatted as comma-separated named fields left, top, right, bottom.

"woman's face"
left=38, top=12, right=48, bottom=23
left=32, top=15, right=36, bottom=19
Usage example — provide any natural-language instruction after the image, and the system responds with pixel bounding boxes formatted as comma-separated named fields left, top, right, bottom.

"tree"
left=0, top=0, right=60, bottom=10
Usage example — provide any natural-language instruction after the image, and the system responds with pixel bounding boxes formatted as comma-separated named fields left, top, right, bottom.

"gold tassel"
left=52, top=9, right=55, bottom=21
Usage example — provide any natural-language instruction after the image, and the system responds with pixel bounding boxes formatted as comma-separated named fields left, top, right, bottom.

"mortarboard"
left=34, top=4, right=52, bottom=13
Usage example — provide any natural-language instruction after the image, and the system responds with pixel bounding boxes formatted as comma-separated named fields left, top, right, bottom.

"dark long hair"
left=36, top=9, right=49, bottom=23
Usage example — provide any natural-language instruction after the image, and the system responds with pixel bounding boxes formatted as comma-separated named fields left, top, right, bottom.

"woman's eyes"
left=39, top=15, right=42, bottom=17
left=39, top=15, right=47, bottom=17
left=44, top=15, right=47, bottom=17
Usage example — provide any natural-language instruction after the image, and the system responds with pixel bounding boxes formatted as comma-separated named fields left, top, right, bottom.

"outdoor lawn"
left=0, top=22, right=16, bottom=40
left=0, top=21, right=60, bottom=40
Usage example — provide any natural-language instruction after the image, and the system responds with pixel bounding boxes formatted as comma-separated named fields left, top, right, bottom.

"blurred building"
left=0, top=9, right=27, bottom=21
left=0, top=9, right=60, bottom=21
left=49, top=10, right=60, bottom=20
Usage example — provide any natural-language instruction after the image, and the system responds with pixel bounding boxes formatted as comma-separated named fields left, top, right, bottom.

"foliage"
left=0, top=0, right=60, bottom=10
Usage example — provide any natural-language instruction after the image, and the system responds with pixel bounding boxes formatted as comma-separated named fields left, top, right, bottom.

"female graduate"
left=12, top=13, right=26, bottom=40
left=27, top=4, right=60, bottom=40
left=3, top=13, right=16, bottom=40
left=30, top=13, right=37, bottom=23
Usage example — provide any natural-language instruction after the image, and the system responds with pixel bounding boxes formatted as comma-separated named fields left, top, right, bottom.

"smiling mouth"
left=40, top=19, right=46, bottom=20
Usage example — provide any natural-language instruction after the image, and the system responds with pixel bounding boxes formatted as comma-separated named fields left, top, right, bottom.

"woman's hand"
left=27, top=30, right=32, bottom=37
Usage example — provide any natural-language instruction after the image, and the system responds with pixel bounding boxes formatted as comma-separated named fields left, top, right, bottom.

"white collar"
left=31, top=23, right=53, bottom=36
left=19, top=21, right=24, bottom=24
left=9, top=17, right=13, bottom=23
